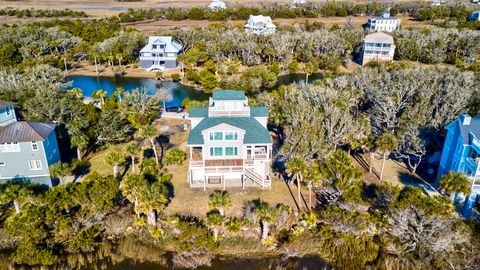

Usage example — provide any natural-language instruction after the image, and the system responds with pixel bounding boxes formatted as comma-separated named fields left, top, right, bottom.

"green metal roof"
left=250, top=106, right=268, bottom=117
left=212, top=90, right=246, bottom=100
left=189, top=107, right=208, bottom=118
left=188, top=117, right=271, bottom=145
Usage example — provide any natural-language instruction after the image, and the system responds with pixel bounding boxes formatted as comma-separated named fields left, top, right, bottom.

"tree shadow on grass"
left=398, top=172, right=438, bottom=196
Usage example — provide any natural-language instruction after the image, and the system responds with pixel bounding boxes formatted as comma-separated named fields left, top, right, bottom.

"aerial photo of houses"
left=1, top=0, right=480, bottom=269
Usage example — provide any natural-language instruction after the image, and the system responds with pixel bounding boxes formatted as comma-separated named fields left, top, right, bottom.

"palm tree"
left=253, top=201, right=278, bottom=242
left=141, top=125, right=160, bottom=165
left=305, top=162, right=322, bottom=210
left=124, top=143, right=140, bottom=173
left=120, top=174, right=148, bottom=218
left=207, top=211, right=224, bottom=242
left=92, top=89, right=107, bottom=106
left=49, top=162, right=71, bottom=184
left=208, top=191, right=232, bottom=216
left=137, top=181, right=168, bottom=227
left=116, top=53, right=123, bottom=68
left=71, top=134, right=89, bottom=160
left=105, top=151, right=125, bottom=176
left=376, top=133, right=397, bottom=181
left=286, top=157, right=307, bottom=210
left=0, top=180, right=40, bottom=214
left=113, top=87, right=125, bottom=103
left=68, top=88, right=83, bottom=100
left=304, top=59, right=318, bottom=84
left=439, top=171, right=471, bottom=200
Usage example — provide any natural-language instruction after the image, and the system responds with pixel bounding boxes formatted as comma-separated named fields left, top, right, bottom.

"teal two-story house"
left=0, top=101, right=61, bottom=187
left=437, top=113, right=480, bottom=216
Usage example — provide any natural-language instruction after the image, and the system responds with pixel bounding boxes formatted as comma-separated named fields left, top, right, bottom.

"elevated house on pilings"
left=187, top=90, right=272, bottom=190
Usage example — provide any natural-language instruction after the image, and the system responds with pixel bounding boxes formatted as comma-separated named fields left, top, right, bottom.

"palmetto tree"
left=71, top=134, right=89, bottom=160
left=68, top=88, right=83, bottom=100
left=305, top=162, right=322, bottom=210
left=105, top=151, right=125, bottom=176
left=141, top=125, right=160, bottom=165
left=376, top=133, right=397, bottom=181
left=253, top=201, right=278, bottom=242
left=207, top=211, right=224, bottom=242
left=208, top=191, right=232, bottom=217
left=113, top=87, right=125, bottom=103
left=439, top=171, right=471, bottom=200
left=120, top=174, right=148, bottom=218
left=137, top=181, right=168, bottom=227
left=49, top=162, right=71, bottom=184
left=92, top=89, right=107, bottom=106
left=123, top=143, right=140, bottom=173
left=286, top=157, right=307, bottom=210
left=0, top=180, right=40, bottom=214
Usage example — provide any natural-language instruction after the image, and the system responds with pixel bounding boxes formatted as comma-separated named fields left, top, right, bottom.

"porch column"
left=223, top=175, right=226, bottom=191
left=203, top=176, right=206, bottom=192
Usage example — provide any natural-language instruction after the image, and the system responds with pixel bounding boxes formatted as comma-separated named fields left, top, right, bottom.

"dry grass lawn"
left=85, top=117, right=303, bottom=218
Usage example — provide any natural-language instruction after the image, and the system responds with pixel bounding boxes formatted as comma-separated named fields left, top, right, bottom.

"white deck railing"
left=208, top=110, right=250, bottom=117
left=204, top=166, right=244, bottom=173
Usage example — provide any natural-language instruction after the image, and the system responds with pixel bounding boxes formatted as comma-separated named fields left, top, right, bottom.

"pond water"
left=65, top=73, right=323, bottom=106
left=65, top=75, right=210, bottom=107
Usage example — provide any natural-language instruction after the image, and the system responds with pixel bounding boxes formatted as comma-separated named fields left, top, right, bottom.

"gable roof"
left=364, top=32, right=394, bottom=43
left=0, top=100, right=16, bottom=110
left=447, top=114, right=480, bottom=144
left=140, top=36, right=182, bottom=53
left=212, top=90, right=246, bottom=101
left=0, top=122, right=55, bottom=143
left=188, top=117, right=271, bottom=145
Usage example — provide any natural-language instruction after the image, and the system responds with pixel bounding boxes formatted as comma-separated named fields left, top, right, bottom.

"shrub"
left=171, top=73, right=181, bottom=82
left=164, top=148, right=186, bottom=165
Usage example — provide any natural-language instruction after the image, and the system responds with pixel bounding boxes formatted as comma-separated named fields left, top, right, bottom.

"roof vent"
left=460, top=113, right=472, bottom=126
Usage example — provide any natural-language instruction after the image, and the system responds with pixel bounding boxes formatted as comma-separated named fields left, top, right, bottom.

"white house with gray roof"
left=366, top=12, right=401, bottom=32
left=244, top=15, right=276, bottom=35
left=437, top=113, right=480, bottom=216
left=0, top=101, right=60, bottom=187
left=360, top=32, right=395, bottom=65
left=208, top=0, right=226, bottom=10
left=187, top=90, right=272, bottom=190
left=139, top=36, right=182, bottom=72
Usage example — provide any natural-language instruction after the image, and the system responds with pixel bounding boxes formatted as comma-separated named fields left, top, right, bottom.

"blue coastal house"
left=139, top=36, right=182, bottom=72
left=437, top=113, right=480, bottom=216
left=0, top=101, right=61, bottom=187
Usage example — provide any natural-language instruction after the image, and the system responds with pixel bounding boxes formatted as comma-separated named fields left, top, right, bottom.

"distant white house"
left=208, top=0, right=226, bottom=10
left=366, top=12, right=401, bottom=32
left=360, top=32, right=395, bottom=65
left=291, top=0, right=307, bottom=6
left=244, top=15, right=276, bottom=35
left=470, top=10, right=480, bottom=21
left=139, top=36, right=182, bottom=72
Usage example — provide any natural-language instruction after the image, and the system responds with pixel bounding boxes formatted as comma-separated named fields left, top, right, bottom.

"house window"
left=6, top=106, right=12, bottom=116
left=209, top=132, right=223, bottom=141
left=210, top=147, right=223, bottom=156
left=0, top=162, right=5, bottom=166
left=225, top=147, right=238, bottom=156
left=0, top=142, right=20, bottom=153
left=31, top=141, right=39, bottom=151
left=225, top=132, right=238, bottom=141
left=28, top=160, right=42, bottom=171
left=152, top=44, right=157, bottom=49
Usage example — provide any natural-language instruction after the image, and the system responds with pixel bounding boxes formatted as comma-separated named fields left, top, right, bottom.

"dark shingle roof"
left=0, top=122, right=55, bottom=143
left=188, top=117, right=271, bottom=145
left=250, top=106, right=268, bottom=117
left=189, top=107, right=208, bottom=118
left=212, top=90, right=246, bottom=100
left=0, top=100, right=16, bottom=110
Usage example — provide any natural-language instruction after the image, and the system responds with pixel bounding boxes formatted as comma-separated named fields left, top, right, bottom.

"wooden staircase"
left=244, top=168, right=271, bottom=189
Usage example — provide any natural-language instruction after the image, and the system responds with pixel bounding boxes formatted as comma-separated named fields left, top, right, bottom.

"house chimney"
left=460, top=113, right=472, bottom=125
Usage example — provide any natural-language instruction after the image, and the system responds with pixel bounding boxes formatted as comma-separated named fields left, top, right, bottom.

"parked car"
left=165, top=106, right=185, bottom=113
